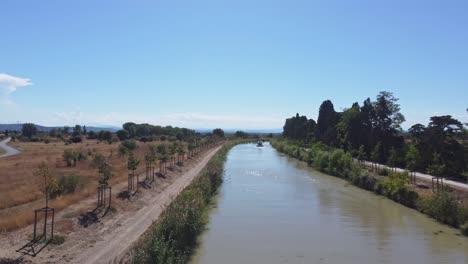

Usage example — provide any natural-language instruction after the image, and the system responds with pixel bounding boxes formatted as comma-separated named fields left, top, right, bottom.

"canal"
left=191, top=143, right=468, bottom=264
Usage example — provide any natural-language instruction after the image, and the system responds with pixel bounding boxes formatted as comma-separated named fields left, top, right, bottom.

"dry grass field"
left=0, top=139, right=175, bottom=231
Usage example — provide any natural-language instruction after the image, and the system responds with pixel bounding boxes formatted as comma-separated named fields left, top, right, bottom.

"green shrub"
left=50, top=234, right=65, bottom=245
left=121, top=139, right=138, bottom=151
left=58, top=175, right=81, bottom=195
left=422, top=189, right=463, bottom=227
left=379, top=167, right=390, bottom=176
left=461, top=222, right=468, bottom=236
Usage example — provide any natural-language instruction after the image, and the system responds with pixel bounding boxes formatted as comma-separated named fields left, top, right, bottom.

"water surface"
left=191, top=143, right=468, bottom=264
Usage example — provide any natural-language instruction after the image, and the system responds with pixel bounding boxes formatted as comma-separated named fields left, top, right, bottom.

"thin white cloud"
left=50, top=111, right=284, bottom=129
left=0, top=73, right=33, bottom=106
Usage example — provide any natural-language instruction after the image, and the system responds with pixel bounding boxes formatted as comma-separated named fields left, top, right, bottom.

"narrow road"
left=361, top=160, right=468, bottom=192
left=0, top=137, right=20, bottom=158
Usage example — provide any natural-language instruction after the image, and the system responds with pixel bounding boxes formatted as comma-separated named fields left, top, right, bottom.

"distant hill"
left=0, top=124, right=118, bottom=133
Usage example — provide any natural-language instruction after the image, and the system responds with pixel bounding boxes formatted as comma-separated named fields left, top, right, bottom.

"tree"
left=357, top=145, right=366, bottom=166
left=99, top=131, right=113, bottom=144
left=427, top=152, right=445, bottom=191
left=34, top=162, right=60, bottom=207
left=235, top=130, right=249, bottom=138
left=374, top=91, right=405, bottom=132
left=316, top=100, right=338, bottom=146
left=127, top=152, right=140, bottom=176
left=411, top=115, right=465, bottom=177
left=22, top=123, right=37, bottom=139
left=177, top=144, right=186, bottom=165
left=169, top=142, right=178, bottom=168
left=371, top=142, right=383, bottom=172
left=405, top=144, right=420, bottom=183
left=336, top=104, right=361, bottom=151
left=73, top=125, right=82, bottom=136
left=359, top=98, right=376, bottom=152
left=388, top=147, right=398, bottom=172
left=157, top=144, right=169, bottom=174
left=116, top=129, right=130, bottom=141
left=63, top=149, right=78, bottom=167
left=283, top=113, right=316, bottom=142
left=95, top=155, right=113, bottom=187
left=212, top=128, right=225, bottom=138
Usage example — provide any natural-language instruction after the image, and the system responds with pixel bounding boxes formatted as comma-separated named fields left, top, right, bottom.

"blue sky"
left=1, top=0, right=467, bottom=129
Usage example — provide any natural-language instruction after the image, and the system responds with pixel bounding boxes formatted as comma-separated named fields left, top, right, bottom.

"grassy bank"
left=132, top=141, right=240, bottom=264
left=271, top=139, right=468, bottom=236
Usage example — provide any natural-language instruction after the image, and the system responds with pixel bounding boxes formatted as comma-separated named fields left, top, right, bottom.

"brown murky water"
left=191, top=143, right=468, bottom=264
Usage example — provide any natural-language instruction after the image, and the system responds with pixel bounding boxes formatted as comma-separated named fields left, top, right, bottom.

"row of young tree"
left=282, top=91, right=467, bottom=179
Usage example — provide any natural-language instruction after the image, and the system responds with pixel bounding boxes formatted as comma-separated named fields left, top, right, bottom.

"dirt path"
left=360, top=160, right=468, bottom=192
left=0, top=146, right=222, bottom=264
left=0, top=138, right=20, bottom=158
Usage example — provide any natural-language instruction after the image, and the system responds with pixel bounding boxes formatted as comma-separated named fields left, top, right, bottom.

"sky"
left=0, top=0, right=467, bottom=130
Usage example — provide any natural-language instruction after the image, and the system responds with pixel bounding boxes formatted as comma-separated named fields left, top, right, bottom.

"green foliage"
left=378, top=172, right=418, bottom=207
left=122, top=139, right=138, bottom=151
left=427, top=152, right=445, bottom=177
left=116, top=129, right=130, bottom=141
left=57, top=175, right=81, bottom=195
left=128, top=152, right=140, bottom=172
left=405, top=144, right=420, bottom=171
left=34, top=162, right=60, bottom=207
left=420, top=189, right=464, bottom=227
left=371, top=142, right=383, bottom=164
left=93, top=154, right=113, bottom=186
left=212, top=128, right=225, bottom=138
left=357, top=145, right=366, bottom=161
left=283, top=113, right=316, bottom=142
left=461, top=222, right=468, bottom=236
left=133, top=142, right=237, bottom=264
left=49, top=234, right=65, bottom=245
left=62, top=149, right=86, bottom=167
left=22, top=123, right=37, bottom=139
left=122, top=122, right=197, bottom=142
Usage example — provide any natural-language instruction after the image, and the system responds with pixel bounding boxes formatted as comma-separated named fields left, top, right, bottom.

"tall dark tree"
left=22, top=123, right=37, bottom=139
left=316, top=100, right=339, bottom=146
left=409, top=115, right=465, bottom=177
left=359, top=98, right=376, bottom=153
left=371, top=91, right=405, bottom=162
left=336, top=103, right=361, bottom=151
left=212, top=128, right=225, bottom=138
left=282, top=113, right=316, bottom=142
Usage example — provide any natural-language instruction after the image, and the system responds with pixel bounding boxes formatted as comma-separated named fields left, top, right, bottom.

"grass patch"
left=50, top=234, right=65, bottom=245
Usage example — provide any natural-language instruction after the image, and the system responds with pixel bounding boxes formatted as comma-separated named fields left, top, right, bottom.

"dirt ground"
left=0, top=145, right=221, bottom=264
left=0, top=139, right=181, bottom=232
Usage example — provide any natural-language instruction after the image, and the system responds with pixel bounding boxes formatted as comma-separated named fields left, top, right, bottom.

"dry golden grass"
left=0, top=139, right=177, bottom=232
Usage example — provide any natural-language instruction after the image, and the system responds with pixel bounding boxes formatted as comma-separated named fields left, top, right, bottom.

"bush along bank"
left=271, top=139, right=468, bottom=236
left=132, top=141, right=239, bottom=264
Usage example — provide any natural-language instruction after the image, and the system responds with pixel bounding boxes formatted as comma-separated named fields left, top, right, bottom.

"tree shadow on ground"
left=416, top=184, right=430, bottom=189
left=0, top=257, right=32, bottom=264
left=117, top=191, right=131, bottom=200
left=78, top=211, right=99, bottom=227
left=156, top=173, right=166, bottom=179
left=139, top=180, right=152, bottom=189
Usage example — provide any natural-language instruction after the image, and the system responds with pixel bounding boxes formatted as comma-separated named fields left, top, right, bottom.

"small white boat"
left=256, top=141, right=263, bottom=147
